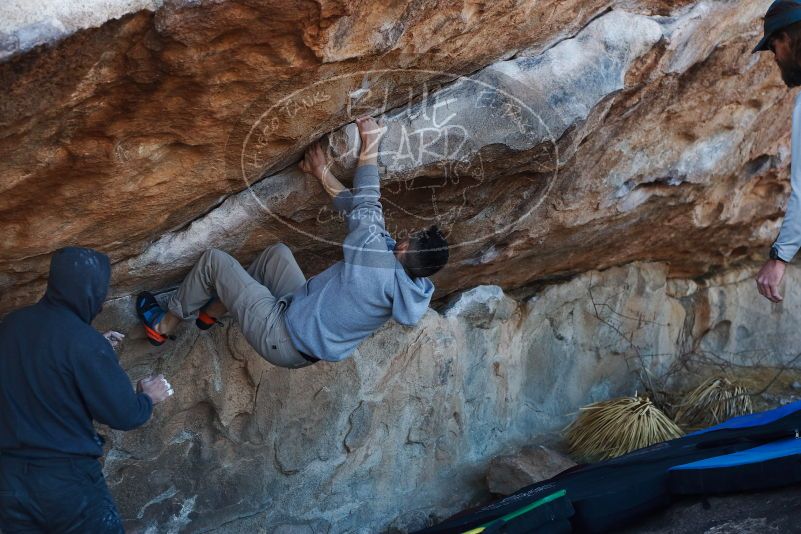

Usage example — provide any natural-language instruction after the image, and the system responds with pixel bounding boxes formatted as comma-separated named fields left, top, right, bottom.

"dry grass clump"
left=565, top=396, right=684, bottom=462
left=675, top=377, right=752, bottom=428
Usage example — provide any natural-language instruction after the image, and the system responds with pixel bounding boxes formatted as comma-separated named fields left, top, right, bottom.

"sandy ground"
left=623, top=485, right=801, bottom=533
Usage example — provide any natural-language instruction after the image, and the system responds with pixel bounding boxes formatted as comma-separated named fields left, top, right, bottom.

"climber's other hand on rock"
left=356, top=116, right=386, bottom=162
left=756, top=259, right=786, bottom=303
left=299, top=141, right=329, bottom=180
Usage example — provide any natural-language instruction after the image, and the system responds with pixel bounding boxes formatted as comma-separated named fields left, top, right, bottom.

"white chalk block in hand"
left=103, top=330, right=125, bottom=349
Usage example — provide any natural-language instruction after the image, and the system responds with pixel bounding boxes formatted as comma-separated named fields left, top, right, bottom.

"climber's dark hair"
left=400, top=225, right=449, bottom=278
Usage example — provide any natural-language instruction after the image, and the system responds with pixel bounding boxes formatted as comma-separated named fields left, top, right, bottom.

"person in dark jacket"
left=0, top=247, right=173, bottom=533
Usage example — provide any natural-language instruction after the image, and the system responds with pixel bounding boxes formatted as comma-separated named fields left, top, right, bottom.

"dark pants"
left=0, top=454, right=124, bottom=534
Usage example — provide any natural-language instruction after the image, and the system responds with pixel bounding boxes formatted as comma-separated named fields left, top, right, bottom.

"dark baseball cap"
left=754, top=0, right=801, bottom=53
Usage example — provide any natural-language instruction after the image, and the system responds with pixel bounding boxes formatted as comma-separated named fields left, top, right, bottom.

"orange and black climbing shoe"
left=136, top=292, right=171, bottom=346
left=195, top=309, right=223, bottom=331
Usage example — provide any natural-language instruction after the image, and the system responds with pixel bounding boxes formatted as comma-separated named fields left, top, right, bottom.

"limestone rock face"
left=486, top=446, right=577, bottom=496
left=0, top=0, right=786, bottom=312
left=3, top=0, right=800, bottom=532
left=88, top=262, right=801, bottom=532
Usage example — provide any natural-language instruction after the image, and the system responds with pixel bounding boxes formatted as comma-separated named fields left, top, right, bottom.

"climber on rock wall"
left=755, top=0, right=801, bottom=302
left=136, top=116, right=449, bottom=367
left=0, top=247, right=173, bottom=533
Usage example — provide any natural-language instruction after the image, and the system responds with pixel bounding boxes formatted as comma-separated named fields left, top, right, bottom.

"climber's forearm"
left=318, top=168, right=347, bottom=199
left=358, top=152, right=377, bottom=166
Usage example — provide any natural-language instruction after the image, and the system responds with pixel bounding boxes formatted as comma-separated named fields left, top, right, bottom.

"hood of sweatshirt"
left=391, top=263, right=434, bottom=326
left=42, top=247, right=111, bottom=324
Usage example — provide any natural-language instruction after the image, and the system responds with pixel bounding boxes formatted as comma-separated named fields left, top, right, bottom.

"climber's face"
left=770, top=32, right=801, bottom=87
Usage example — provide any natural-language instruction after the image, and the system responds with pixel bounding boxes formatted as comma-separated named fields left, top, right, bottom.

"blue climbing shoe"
left=136, top=291, right=170, bottom=346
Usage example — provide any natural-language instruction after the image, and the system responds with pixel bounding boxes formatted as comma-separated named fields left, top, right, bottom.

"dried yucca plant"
left=675, top=377, right=752, bottom=428
left=565, top=396, right=684, bottom=462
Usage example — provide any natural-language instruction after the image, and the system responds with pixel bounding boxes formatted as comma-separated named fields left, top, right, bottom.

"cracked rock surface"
left=3, top=0, right=799, bottom=532
left=90, top=262, right=801, bottom=531
left=0, top=0, right=785, bottom=312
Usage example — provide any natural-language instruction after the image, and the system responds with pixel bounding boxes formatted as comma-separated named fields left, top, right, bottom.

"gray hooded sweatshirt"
left=284, top=164, right=434, bottom=362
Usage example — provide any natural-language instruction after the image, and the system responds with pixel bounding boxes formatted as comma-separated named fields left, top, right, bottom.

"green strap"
left=463, top=489, right=568, bottom=533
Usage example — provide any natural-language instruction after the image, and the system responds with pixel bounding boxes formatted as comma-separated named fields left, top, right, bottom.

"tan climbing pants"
left=167, top=244, right=313, bottom=369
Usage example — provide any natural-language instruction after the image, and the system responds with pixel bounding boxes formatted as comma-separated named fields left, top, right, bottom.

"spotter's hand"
left=103, top=330, right=125, bottom=350
left=756, top=259, right=786, bottom=303
left=137, top=374, right=174, bottom=405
